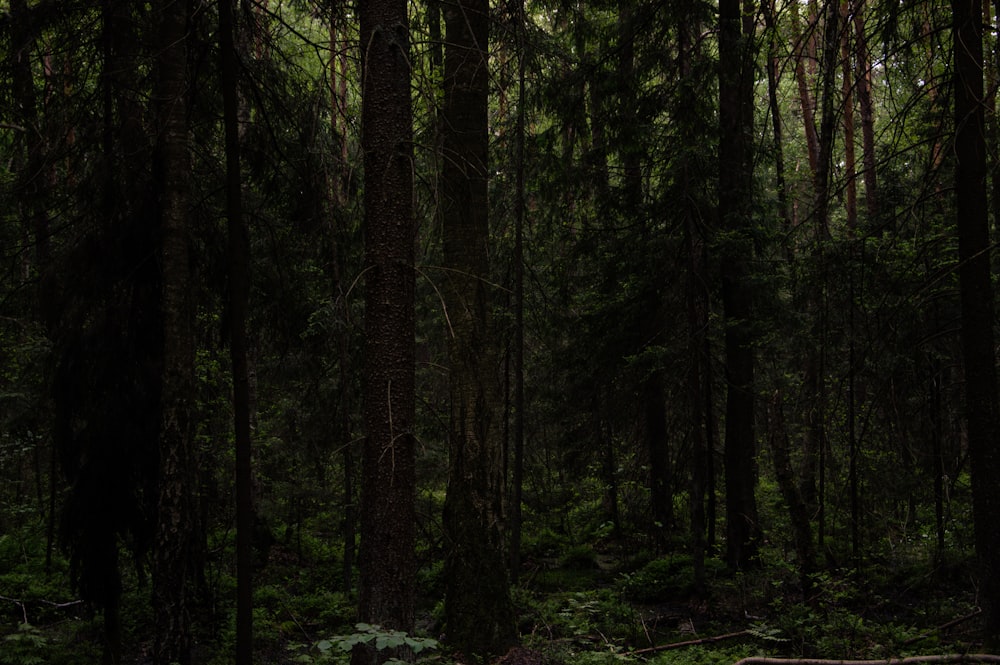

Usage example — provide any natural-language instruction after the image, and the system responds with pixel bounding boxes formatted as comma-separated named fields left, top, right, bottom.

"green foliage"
left=520, top=588, right=639, bottom=647
left=290, top=623, right=439, bottom=664
left=617, top=555, right=726, bottom=603
left=647, top=644, right=757, bottom=665
left=560, top=544, right=599, bottom=570
left=1, top=624, right=48, bottom=665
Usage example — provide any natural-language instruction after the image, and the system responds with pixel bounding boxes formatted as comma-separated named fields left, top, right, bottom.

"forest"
left=3, top=0, right=1000, bottom=664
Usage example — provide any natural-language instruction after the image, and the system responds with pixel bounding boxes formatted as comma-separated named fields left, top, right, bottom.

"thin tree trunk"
left=679, top=1, right=711, bottom=573
left=441, top=0, right=518, bottom=658
left=763, top=0, right=792, bottom=255
left=767, top=391, right=816, bottom=597
left=852, top=3, right=878, bottom=223
left=219, top=1, right=254, bottom=662
left=509, top=0, right=527, bottom=584
left=328, top=1, right=357, bottom=598
left=814, top=0, right=841, bottom=241
left=10, top=0, right=62, bottom=582
left=841, top=0, right=857, bottom=232
left=791, top=0, right=821, bottom=178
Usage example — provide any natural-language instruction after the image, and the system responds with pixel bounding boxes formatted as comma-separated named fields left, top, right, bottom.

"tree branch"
left=733, top=655, right=1000, bottom=665
left=627, top=630, right=749, bottom=656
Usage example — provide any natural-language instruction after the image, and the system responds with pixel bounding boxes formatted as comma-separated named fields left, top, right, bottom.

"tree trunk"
left=763, top=0, right=792, bottom=256
left=509, top=0, right=527, bottom=583
left=952, top=0, right=1000, bottom=646
left=840, top=0, right=857, bottom=232
left=355, top=1, right=417, bottom=662
left=719, top=0, right=761, bottom=571
left=813, top=0, right=841, bottom=241
left=441, top=0, right=518, bottom=659
left=790, top=0, right=820, bottom=179
left=852, top=3, right=878, bottom=223
left=767, top=391, right=816, bottom=597
left=152, top=0, right=196, bottom=662
left=219, top=1, right=254, bottom=662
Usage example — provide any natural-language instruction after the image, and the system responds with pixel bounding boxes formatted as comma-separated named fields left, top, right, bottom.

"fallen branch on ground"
left=627, top=630, right=749, bottom=656
left=902, top=609, right=983, bottom=646
left=733, top=655, right=1000, bottom=665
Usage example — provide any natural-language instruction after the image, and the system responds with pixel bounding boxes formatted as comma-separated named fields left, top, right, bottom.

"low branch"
left=0, top=593, right=84, bottom=625
left=733, top=655, right=1000, bottom=665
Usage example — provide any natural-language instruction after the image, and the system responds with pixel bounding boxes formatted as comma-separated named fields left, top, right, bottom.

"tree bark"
left=509, top=0, right=527, bottom=583
left=952, top=0, right=1000, bottom=646
left=852, top=3, right=878, bottom=223
left=762, top=0, right=792, bottom=256
left=355, top=0, right=417, bottom=662
left=719, top=0, right=761, bottom=571
left=152, top=0, right=196, bottom=663
left=441, top=0, right=518, bottom=659
left=790, top=0, right=821, bottom=179
left=840, top=0, right=857, bottom=232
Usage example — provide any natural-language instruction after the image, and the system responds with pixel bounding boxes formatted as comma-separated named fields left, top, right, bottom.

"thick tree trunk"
left=152, top=0, right=196, bottom=663
left=355, top=1, right=417, bottom=663
left=441, top=0, right=518, bottom=659
left=953, top=0, right=1000, bottom=646
left=719, top=0, right=760, bottom=571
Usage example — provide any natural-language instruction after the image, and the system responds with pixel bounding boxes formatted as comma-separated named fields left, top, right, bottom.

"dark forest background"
left=3, top=1, right=1000, bottom=664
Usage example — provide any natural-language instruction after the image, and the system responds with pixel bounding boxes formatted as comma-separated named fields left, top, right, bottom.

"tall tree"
left=508, top=0, right=528, bottom=583
left=441, top=0, right=518, bottom=659
left=151, top=0, right=198, bottom=661
left=355, top=0, right=417, bottom=662
left=218, top=0, right=254, bottom=661
left=952, top=0, right=1000, bottom=645
left=718, top=0, right=761, bottom=570
left=676, top=0, right=714, bottom=592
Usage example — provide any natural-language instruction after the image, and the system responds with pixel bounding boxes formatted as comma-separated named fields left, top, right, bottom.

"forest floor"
left=0, top=521, right=987, bottom=665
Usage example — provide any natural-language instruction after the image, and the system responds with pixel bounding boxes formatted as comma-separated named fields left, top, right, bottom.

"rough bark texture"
left=953, top=0, right=1000, bottom=646
left=152, top=0, right=196, bottom=663
left=719, top=0, right=761, bottom=571
left=355, top=0, right=417, bottom=663
left=441, top=0, right=518, bottom=660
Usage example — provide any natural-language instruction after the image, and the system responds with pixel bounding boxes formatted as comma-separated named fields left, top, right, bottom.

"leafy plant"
left=617, top=555, right=726, bottom=603
left=1, top=623, right=48, bottom=665
left=291, top=623, right=439, bottom=664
